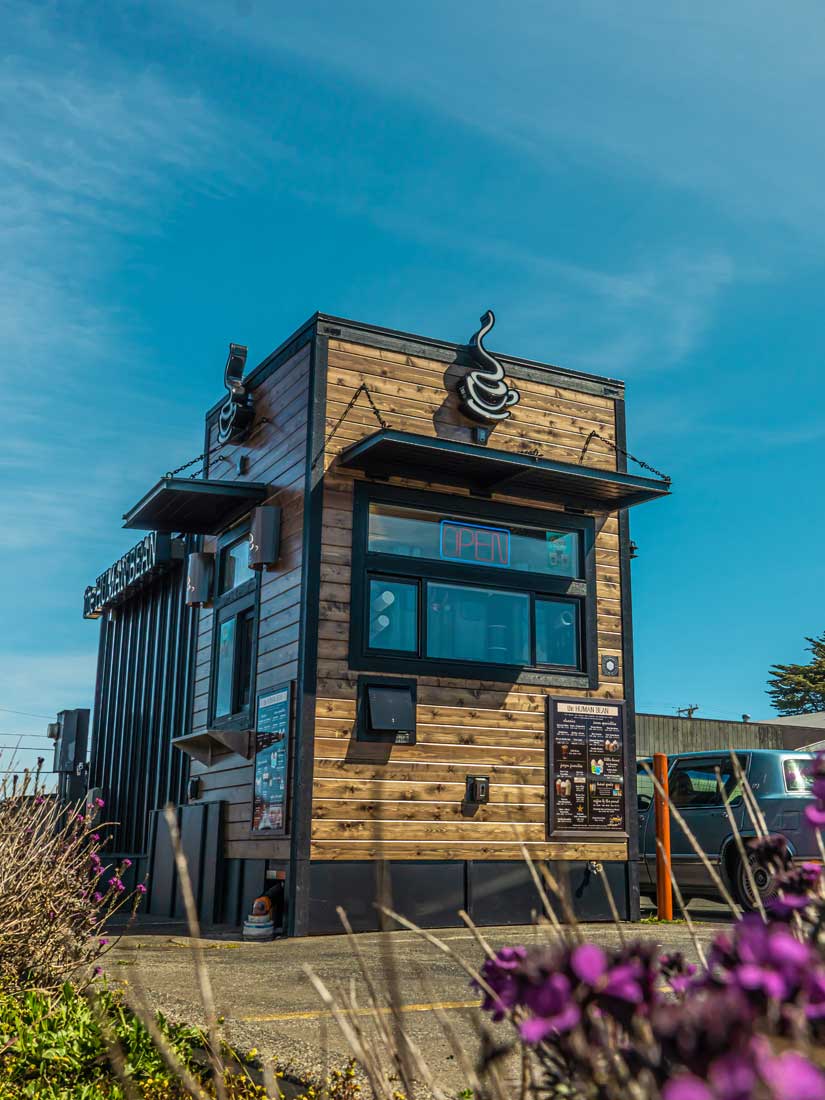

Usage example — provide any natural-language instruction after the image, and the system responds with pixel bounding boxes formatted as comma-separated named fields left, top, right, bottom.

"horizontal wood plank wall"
left=311, top=338, right=628, bottom=863
left=190, top=342, right=311, bottom=861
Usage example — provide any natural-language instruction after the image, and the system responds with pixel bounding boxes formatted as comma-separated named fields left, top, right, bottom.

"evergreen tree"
left=767, top=632, right=825, bottom=715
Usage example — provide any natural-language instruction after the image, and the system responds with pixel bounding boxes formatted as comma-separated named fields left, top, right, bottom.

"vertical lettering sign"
left=548, top=699, right=626, bottom=833
left=251, top=683, right=292, bottom=834
left=440, top=520, right=510, bottom=567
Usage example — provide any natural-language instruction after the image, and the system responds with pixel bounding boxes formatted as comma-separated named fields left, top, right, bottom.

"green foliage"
left=0, top=982, right=265, bottom=1099
left=767, top=632, right=825, bottom=715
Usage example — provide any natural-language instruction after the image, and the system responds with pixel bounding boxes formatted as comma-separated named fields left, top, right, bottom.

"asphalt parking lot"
left=103, top=901, right=730, bottom=1093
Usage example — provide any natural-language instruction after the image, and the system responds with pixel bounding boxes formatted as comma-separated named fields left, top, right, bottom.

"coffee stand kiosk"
left=83, top=310, right=670, bottom=935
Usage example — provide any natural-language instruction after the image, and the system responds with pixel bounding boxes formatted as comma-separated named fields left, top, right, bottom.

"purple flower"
left=75, top=813, right=85, bottom=823
left=91, top=833, right=101, bottom=842
left=663, top=1076, right=712, bottom=1100
left=476, top=946, right=527, bottom=1019
left=709, top=1052, right=757, bottom=1100
left=601, top=962, right=645, bottom=1004
left=519, top=973, right=580, bottom=1042
left=95, top=797, right=105, bottom=808
left=92, top=892, right=104, bottom=903
left=570, top=943, right=607, bottom=985
left=136, top=883, right=147, bottom=895
left=760, top=1051, right=825, bottom=1100
left=34, top=795, right=44, bottom=805
left=806, top=804, right=825, bottom=827
left=122, top=858, right=131, bottom=868
left=99, top=937, right=109, bottom=947
left=93, top=966, right=102, bottom=977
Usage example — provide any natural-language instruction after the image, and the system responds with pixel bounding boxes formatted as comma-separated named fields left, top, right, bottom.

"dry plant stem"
left=817, top=829, right=825, bottom=867
left=336, top=907, right=397, bottom=1058
left=163, top=804, right=227, bottom=1100
left=537, top=863, right=584, bottom=940
left=375, top=862, right=416, bottom=1100
left=458, top=908, right=499, bottom=961
left=86, top=990, right=142, bottom=1100
left=656, top=838, right=707, bottom=968
left=128, top=969, right=210, bottom=1100
left=375, top=903, right=503, bottom=1007
left=729, top=751, right=768, bottom=837
left=261, top=1060, right=282, bottom=1100
left=596, top=863, right=626, bottom=946
left=303, top=965, right=391, bottom=1100
left=641, top=761, right=742, bottom=918
left=520, top=843, right=565, bottom=940
left=427, top=999, right=485, bottom=1098
left=716, top=765, right=767, bottom=924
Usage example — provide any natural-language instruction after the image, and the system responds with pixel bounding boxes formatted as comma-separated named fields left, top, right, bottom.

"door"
left=667, top=755, right=746, bottom=891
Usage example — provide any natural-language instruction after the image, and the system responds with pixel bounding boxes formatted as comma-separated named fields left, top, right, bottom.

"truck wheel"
left=734, top=853, right=778, bottom=912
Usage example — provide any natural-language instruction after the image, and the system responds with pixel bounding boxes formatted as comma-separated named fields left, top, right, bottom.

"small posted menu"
left=550, top=699, right=625, bottom=833
left=251, top=683, right=292, bottom=834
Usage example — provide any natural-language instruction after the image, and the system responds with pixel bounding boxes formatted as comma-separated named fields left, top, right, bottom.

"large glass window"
left=355, top=488, right=593, bottom=681
left=213, top=607, right=256, bottom=720
left=427, top=583, right=530, bottom=665
left=368, top=503, right=580, bottom=578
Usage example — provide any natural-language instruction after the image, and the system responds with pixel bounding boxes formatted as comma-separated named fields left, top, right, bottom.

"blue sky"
left=4, top=1, right=825, bottom=772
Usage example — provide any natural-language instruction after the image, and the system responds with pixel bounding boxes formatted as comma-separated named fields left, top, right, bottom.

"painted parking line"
left=239, top=999, right=481, bottom=1023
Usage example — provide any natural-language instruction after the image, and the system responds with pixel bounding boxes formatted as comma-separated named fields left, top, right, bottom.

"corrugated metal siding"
left=88, top=548, right=197, bottom=854
left=636, top=714, right=784, bottom=757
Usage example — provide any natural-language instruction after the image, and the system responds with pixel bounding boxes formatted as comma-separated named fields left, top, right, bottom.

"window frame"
left=209, top=523, right=260, bottom=731
left=667, top=755, right=746, bottom=810
left=349, top=483, right=598, bottom=687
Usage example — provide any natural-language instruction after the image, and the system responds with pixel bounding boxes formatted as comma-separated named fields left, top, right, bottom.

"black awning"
left=122, top=477, right=270, bottom=534
left=336, top=430, right=670, bottom=511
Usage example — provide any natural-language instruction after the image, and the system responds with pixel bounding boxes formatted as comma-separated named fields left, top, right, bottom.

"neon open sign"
left=439, top=520, right=511, bottom=567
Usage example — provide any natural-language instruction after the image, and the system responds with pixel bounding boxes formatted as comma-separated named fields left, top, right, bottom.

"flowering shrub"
left=470, top=752, right=825, bottom=1100
left=0, top=762, right=146, bottom=992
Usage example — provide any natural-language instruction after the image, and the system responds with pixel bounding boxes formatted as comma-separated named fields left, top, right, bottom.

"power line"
left=0, top=706, right=55, bottom=720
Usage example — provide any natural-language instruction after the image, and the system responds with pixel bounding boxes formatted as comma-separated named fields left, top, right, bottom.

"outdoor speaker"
left=186, top=551, right=214, bottom=607
left=249, top=506, right=281, bottom=570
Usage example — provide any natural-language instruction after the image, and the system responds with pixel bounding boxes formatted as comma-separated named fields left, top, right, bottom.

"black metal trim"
left=349, top=482, right=597, bottom=688
left=289, top=323, right=327, bottom=937
left=615, top=397, right=641, bottom=921
left=336, top=430, right=669, bottom=511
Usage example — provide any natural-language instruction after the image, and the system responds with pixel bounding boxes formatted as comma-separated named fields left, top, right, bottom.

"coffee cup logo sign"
left=457, top=310, right=520, bottom=424
left=217, top=343, right=254, bottom=445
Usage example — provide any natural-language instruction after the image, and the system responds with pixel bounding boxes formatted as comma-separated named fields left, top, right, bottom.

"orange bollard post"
left=653, top=752, right=673, bottom=921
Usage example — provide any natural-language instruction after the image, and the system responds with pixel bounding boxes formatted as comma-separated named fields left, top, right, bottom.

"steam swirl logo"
left=457, top=310, right=520, bottom=423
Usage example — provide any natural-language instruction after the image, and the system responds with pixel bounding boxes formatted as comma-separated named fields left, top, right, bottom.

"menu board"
left=251, top=683, right=292, bottom=834
left=549, top=698, right=625, bottom=833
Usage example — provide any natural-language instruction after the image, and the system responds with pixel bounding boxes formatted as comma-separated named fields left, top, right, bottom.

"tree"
left=767, top=632, right=825, bottom=715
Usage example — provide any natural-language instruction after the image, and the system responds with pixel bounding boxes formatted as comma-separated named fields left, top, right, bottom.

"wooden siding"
left=311, top=338, right=628, bottom=863
left=190, top=342, right=311, bottom=860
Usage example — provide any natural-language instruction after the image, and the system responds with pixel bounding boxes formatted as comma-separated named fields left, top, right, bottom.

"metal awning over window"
left=336, top=430, right=670, bottom=511
left=123, top=478, right=270, bottom=534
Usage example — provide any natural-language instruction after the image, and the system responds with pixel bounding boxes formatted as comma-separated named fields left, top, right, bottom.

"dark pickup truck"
left=637, top=749, right=820, bottom=910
